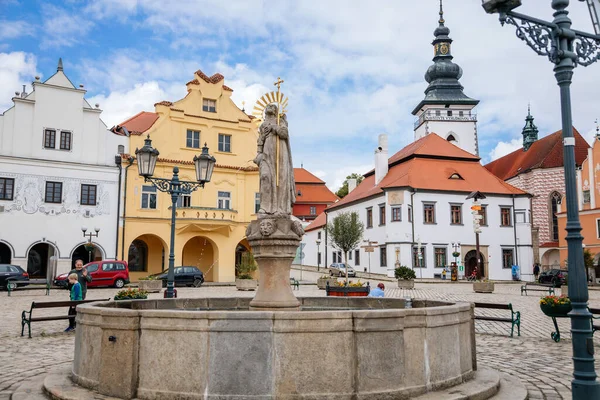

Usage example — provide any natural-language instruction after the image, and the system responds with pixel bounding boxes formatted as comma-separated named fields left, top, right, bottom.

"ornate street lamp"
left=135, top=136, right=216, bottom=298
left=481, top=1, right=600, bottom=397
left=82, top=227, right=100, bottom=263
left=316, top=239, right=321, bottom=271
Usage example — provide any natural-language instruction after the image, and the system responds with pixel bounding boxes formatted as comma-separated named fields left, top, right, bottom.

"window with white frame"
left=380, top=246, right=387, bottom=267
left=45, top=181, right=62, bottom=203
left=310, top=206, right=317, bottom=215
left=80, top=184, right=97, bottom=206
left=0, top=178, right=15, bottom=201
left=218, top=191, right=231, bottom=209
left=44, top=129, right=56, bottom=149
left=186, top=130, right=200, bottom=148
left=255, top=193, right=260, bottom=213
left=434, top=247, right=447, bottom=268
left=502, top=249, right=514, bottom=269
left=60, top=131, right=72, bottom=150
left=141, top=185, right=157, bottom=209
left=203, top=99, right=216, bottom=112
left=218, top=134, right=231, bottom=152
left=391, top=206, right=401, bottom=222
left=412, top=246, right=426, bottom=268
left=177, top=194, right=191, bottom=208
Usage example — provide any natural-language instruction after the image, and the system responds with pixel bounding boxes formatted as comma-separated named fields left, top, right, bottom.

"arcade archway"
left=464, top=250, right=485, bottom=279
left=182, top=236, right=218, bottom=282
left=27, top=242, right=58, bottom=279
left=71, top=243, right=103, bottom=268
left=127, top=234, right=167, bottom=274
left=0, top=242, right=11, bottom=264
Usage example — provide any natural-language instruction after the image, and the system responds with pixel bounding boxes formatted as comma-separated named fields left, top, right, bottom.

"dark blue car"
left=0, top=264, right=29, bottom=290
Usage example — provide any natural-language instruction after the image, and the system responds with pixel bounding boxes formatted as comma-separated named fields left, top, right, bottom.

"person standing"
left=65, top=273, right=82, bottom=332
left=68, top=259, right=92, bottom=300
left=533, top=263, right=540, bottom=282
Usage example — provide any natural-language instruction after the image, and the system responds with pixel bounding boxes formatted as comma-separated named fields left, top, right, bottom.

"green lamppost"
left=135, top=136, right=216, bottom=298
left=481, top=1, right=600, bottom=397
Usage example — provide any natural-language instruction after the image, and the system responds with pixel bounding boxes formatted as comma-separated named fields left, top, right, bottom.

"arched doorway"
left=0, top=242, right=11, bottom=264
left=127, top=234, right=166, bottom=275
left=235, top=240, right=250, bottom=271
left=182, top=236, right=218, bottom=282
left=27, top=243, right=57, bottom=279
left=71, top=243, right=103, bottom=268
left=464, top=250, right=485, bottom=279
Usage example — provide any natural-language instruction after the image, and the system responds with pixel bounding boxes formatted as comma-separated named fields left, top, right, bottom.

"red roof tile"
left=195, top=69, right=225, bottom=84
left=294, top=168, right=325, bottom=184
left=154, top=101, right=173, bottom=107
left=305, top=212, right=327, bottom=232
left=329, top=134, right=527, bottom=211
left=485, top=128, right=589, bottom=181
left=114, top=111, right=159, bottom=136
left=296, top=184, right=339, bottom=203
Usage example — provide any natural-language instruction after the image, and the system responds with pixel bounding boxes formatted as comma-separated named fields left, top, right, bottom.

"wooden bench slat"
left=31, top=299, right=104, bottom=309
left=474, top=302, right=511, bottom=310
left=474, top=316, right=512, bottom=323
left=30, top=316, right=72, bottom=322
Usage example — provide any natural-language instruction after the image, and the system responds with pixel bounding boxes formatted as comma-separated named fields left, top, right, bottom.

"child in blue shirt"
left=66, top=273, right=82, bottom=332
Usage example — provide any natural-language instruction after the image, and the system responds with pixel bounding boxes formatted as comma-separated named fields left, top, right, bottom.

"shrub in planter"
left=138, top=276, right=162, bottom=293
left=114, top=288, right=148, bottom=300
left=236, top=252, right=258, bottom=291
left=317, top=275, right=337, bottom=290
left=395, top=265, right=416, bottom=289
left=326, top=280, right=370, bottom=296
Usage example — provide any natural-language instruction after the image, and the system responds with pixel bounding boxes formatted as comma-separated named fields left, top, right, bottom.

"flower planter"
left=236, top=279, right=258, bottom=291
left=397, top=279, right=414, bottom=289
left=317, top=277, right=338, bottom=290
left=326, top=283, right=370, bottom=297
left=473, top=282, right=494, bottom=293
left=138, top=280, right=162, bottom=293
left=540, top=303, right=572, bottom=318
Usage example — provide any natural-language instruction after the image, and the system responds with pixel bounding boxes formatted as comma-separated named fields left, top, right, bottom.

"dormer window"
left=447, top=134, right=457, bottom=143
left=449, top=173, right=463, bottom=180
left=203, top=99, right=216, bottom=113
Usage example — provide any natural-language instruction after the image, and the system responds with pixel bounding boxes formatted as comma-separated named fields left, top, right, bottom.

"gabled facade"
left=485, top=113, right=589, bottom=270
left=0, top=59, right=127, bottom=278
left=113, top=69, right=259, bottom=282
left=293, top=168, right=338, bottom=221
left=302, top=133, right=534, bottom=280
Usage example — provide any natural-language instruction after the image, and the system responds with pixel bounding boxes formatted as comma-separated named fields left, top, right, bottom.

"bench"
left=474, top=302, right=521, bottom=337
left=21, top=299, right=108, bottom=338
left=7, top=278, right=51, bottom=296
left=590, top=307, right=600, bottom=335
left=520, top=282, right=555, bottom=296
left=290, top=278, right=299, bottom=290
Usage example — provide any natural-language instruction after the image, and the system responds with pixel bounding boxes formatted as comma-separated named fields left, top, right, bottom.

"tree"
left=325, top=211, right=364, bottom=281
left=335, top=173, right=364, bottom=198
left=584, top=249, right=595, bottom=283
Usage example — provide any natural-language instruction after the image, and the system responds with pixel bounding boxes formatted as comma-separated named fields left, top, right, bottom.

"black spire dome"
left=522, top=104, right=539, bottom=151
left=412, top=0, right=479, bottom=115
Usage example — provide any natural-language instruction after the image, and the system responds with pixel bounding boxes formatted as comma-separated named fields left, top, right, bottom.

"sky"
left=1, top=0, right=599, bottom=191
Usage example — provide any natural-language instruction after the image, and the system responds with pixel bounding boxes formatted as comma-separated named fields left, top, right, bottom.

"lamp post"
left=82, top=227, right=100, bottom=263
left=316, top=239, right=321, bottom=271
left=482, top=1, right=600, bottom=397
left=451, top=241, right=461, bottom=281
left=467, top=191, right=486, bottom=279
left=135, top=136, right=216, bottom=298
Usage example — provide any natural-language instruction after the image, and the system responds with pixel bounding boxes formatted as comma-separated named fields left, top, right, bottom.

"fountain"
left=47, top=94, right=525, bottom=400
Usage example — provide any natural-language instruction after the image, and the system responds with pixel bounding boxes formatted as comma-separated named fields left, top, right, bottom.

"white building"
left=302, top=133, right=534, bottom=281
left=0, top=59, right=128, bottom=279
left=301, top=5, right=534, bottom=281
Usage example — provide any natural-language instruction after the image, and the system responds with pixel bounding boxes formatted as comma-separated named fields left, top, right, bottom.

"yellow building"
left=112, top=70, right=259, bottom=282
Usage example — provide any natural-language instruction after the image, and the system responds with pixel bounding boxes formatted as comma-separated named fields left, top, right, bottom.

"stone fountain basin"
left=73, top=297, right=475, bottom=399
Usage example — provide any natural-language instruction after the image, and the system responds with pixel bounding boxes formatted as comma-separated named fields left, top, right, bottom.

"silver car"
left=329, top=263, right=356, bottom=277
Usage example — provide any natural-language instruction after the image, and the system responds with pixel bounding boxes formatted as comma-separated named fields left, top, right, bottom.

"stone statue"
left=254, top=104, right=296, bottom=217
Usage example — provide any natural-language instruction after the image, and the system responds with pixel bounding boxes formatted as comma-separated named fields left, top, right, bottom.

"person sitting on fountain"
left=368, top=283, right=385, bottom=298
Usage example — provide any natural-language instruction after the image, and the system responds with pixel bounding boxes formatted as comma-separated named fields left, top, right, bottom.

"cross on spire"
left=274, top=77, right=284, bottom=90
left=439, top=0, right=445, bottom=25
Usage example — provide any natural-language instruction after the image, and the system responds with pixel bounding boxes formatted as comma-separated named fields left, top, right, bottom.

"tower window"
left=447, top=134, right=457, bottom=142
left=435, top=110, right=441, bottom=116
left=447, top=110, right=452, bottom=116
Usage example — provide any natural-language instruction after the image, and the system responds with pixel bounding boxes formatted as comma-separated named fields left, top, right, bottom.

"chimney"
left=374, top=134, right=389, bottom=185
left=348, top=178, right=357, bottom=193
left=21, top=85, right=26, bottom=98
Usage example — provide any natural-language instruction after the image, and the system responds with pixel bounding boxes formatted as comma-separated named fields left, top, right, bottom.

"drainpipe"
left=411, top=189, right=416, bottom=270
left=324, top=212, right=328, bottom=268
left=512, top=195, right=519, bottom=267
left=114, top=155, right=122, bottom=260
left=121, top=157, right=135, bottom=260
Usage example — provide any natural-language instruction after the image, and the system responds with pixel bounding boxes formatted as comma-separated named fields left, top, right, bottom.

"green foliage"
left=335, top=173, right=364, bottom=198
left=325, top=212, right=364, bottom=260
left=236, top=252, right=257, bottom=280
left=584, top=249, right=595, bottom=269
left=114, top=288, right=148, bottom=300
left=394, top=265, right=416, bottom=280
left=138, top=275, right=158, bottom=281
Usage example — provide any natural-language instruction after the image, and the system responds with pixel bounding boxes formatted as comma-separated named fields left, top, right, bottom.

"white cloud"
left=0, top=52, right=37, bottom=111
left=488, top=138, right=523, bottom=162
left=40, top=5, right=94, bottom=49
left=0, top=20, right=35, bottom=40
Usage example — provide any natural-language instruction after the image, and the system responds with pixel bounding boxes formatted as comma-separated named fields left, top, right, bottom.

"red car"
left=54, top=260, right=130, bottom=288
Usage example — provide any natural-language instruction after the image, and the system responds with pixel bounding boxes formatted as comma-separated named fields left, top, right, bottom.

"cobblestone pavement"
left=1, top=277, right=599, bottom=399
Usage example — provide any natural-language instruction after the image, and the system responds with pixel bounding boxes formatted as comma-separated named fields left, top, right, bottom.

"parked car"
left=329, top=263, right=356, bottom=277
left=0, top=264, right=29, bottom=290
left=538, top=268, right=568, bottom=286
left=54, top=260, right=130, bottom=288
left=149, top=266, right=205, bottom=287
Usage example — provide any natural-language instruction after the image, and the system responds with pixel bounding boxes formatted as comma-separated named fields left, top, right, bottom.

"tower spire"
left=439, top=0, right=445, bottom=25
left=522, top=104, right=539, bottom=151
left=57, top=58, right=63, bottom=72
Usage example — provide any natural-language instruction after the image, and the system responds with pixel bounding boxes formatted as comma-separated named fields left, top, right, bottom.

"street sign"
left=364, top=246, right=375, bottom=252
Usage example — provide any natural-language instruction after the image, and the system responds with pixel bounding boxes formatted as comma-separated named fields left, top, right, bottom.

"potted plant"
left=236, top=252, right=258, bottom=291
left=326, top=280, right=370, bottom=297
left=395, top=265, right=416, bottom=289
left=317, top=274, right=337, bottom=290
left=540, top=294, right=572, bottom=317
left=84, top=242, right=95, bottom=253
left=452, top=251, right=460, bottom=258
left=114, top=288, right=148, bottom=301
left=473, top=279, right=494, bottom=293
left=138, top=275, right=162, bottom=293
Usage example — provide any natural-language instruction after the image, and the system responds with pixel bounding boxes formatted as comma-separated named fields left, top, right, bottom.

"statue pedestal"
left=246, top=218, right=303, bottom=311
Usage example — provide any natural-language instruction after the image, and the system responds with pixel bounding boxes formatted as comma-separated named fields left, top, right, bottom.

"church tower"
left=521, top=105, right=539, bottom=151
left=412, top=1, right=480, bottom=155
